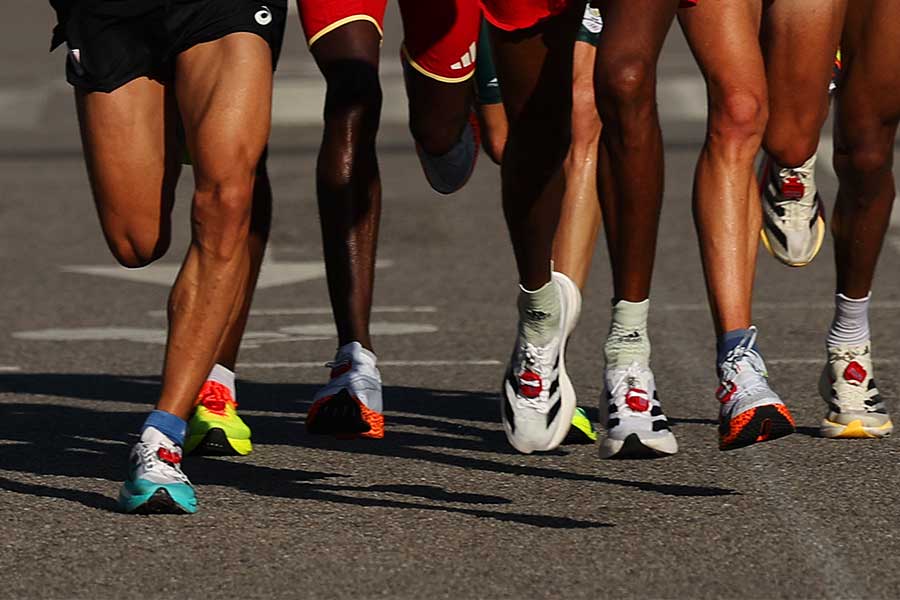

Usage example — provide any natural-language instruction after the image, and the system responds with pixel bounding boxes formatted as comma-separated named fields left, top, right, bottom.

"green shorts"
left=576, top=4, right=603, bottom=46
left=475, top=4, right=603, bottom=106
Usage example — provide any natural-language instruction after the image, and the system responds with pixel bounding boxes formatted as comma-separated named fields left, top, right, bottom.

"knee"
left=836, top=138, right=893, bottom=183
left=708, top=89, right=768, bottom=154
left=193, top=175, right=254, bottom=259
left=409, top=112, right=466, bottom=157
left=596, top=57, right=655, bottom=115
left=108, top=233, right=169, bottom=269
left=323, top=66, right=382, bottom=139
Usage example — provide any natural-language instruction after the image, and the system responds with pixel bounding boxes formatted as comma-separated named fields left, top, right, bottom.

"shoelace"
left=773, top=165, right=816, bottom=226
left=718, top=327, right=769, bottom=402
left=518, top=342, right=551, bottom=409
left=609, top=363, right=654, bottom=417
left=138, top=443, right=188, bottom=482
left=198, top=380, right=235, bottom=415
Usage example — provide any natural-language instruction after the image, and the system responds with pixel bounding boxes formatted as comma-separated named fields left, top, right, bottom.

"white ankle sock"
left=207, top=363, right=236, bottom=398
left=826, top=293, right=870, bottom=349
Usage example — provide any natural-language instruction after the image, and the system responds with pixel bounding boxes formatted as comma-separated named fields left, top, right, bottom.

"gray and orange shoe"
left=307, top=342, right=384, bottom=439
left=717, top=327, right=795, bottom=450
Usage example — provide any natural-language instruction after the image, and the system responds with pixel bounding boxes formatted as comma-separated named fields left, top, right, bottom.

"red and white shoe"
left=307, top=342, right=384, bottom=439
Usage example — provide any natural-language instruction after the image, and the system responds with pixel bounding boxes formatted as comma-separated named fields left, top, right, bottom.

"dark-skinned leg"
left=820, top=0, right=899, bottom=439
left=492, top=7, right=582, bottom=454
left=304, top=20, right=386, bottom=440
left=398, top=0, right=481, bottom=194
left=590, top=1, right=681, bottom=459
left=594, top=0, right=678, bottom=302
left=310, top=23, right=382, bottom=352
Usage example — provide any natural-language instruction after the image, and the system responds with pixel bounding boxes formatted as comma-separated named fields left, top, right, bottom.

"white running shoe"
left=307, top=342, right=384, bottom=439
left=759, top=153, right=826, bottom=267
left=600, top=362, right=677, bottom=458
left=118, top=427, right=197, bottom=514
left=819, top=342, right=893, bottom=439
left=717, top=327, right=795, bottom=450
left=501, top=273, right=577, bottom=454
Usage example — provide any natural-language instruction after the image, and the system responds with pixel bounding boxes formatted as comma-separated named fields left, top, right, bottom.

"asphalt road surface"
left=3, top=4, right=900, bottom=600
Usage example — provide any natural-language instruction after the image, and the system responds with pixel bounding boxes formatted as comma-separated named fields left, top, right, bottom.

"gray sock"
left=604, top=298, right=651, bottom=369
left=517, top=280, right=561, bottom=346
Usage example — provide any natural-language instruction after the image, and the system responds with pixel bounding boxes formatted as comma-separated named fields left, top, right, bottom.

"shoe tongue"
left=141, top=426, right=171, bottom=447
left=336, top=341, right=377, bottom=367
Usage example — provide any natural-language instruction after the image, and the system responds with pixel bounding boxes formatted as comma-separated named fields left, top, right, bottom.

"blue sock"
left=716, top=328, right=759, bottom=367
left=141, top=410, right=187, bottom=447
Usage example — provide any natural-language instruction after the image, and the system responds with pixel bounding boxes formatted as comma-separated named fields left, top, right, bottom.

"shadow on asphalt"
left=0, top=373, right=737, bottom=526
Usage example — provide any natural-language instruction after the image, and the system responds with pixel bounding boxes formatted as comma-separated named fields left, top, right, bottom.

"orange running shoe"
left=307, top=342, right=384, bottom=439
left=717, top=327, right=795, bottom=450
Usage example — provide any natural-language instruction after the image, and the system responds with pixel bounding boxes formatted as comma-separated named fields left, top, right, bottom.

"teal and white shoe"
left=118, top=427, right=197, bottom=514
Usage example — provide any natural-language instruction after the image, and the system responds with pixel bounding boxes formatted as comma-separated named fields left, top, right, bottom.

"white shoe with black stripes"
left=819, top=341, right=893, bottom=439
left=599, top=361, right=677, bottom=458
left=501, top=274, right=577, bottom=454
left=758, top=153, right=826, bottom=267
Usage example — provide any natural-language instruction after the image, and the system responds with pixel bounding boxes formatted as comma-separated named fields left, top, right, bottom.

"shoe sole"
left=760, top=212, right=825, bottom=268
left=120, top=488, right=194, bottom=515
left=719, top=404, right=796, bottom=451
left=186, top=428, right=252, bottom=456
left=820, top=418, right=894, bottom=439
left=307, top=389, right=384, bottom=439
left=599, top=432, right=678, bottom=459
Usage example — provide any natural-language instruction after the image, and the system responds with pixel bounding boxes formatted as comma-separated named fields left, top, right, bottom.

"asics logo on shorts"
left=255, top=5, right=272, bottom=26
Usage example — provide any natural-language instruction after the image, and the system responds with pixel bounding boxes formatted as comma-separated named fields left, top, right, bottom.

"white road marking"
left=62, top=258, right=392, bottom=290
left=146, top=305, right=437, bottom=318
left=13, top=321, right=436, bottom=346
left=279, top=323, right=437, bottom=336
left=239, top=359, right=502, bottom=369
left=661, top=301, right=900, bottom=311
left=0, top=366, right=21, bottom=372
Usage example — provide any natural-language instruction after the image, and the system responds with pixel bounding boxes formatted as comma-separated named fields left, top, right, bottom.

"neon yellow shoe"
left=185, top=380, right=253, bottom=456
left=564, top=407, right=598, bottom=445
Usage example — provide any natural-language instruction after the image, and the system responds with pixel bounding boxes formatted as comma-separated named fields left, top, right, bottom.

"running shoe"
left=819, top=342, right=893, bottom=438
left=402, top=53, right=480, bottom=195
left=600, top=362, right=677, bottom=458
left=564, top=407, right=598, bottom=444
left=185, top=380, right=253, bottom=456
left=759, top=153, right=826, bottom=267
left=717, top=327, right=795, bottom=450
left=118, top=427, right=197, bottom=514
left=501, top=272, right=577, bottom=454
left=307, top=342, right=384, bottom=439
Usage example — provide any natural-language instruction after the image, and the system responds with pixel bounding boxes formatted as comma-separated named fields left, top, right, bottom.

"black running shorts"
left=50, top=0, right=287, bottom=93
